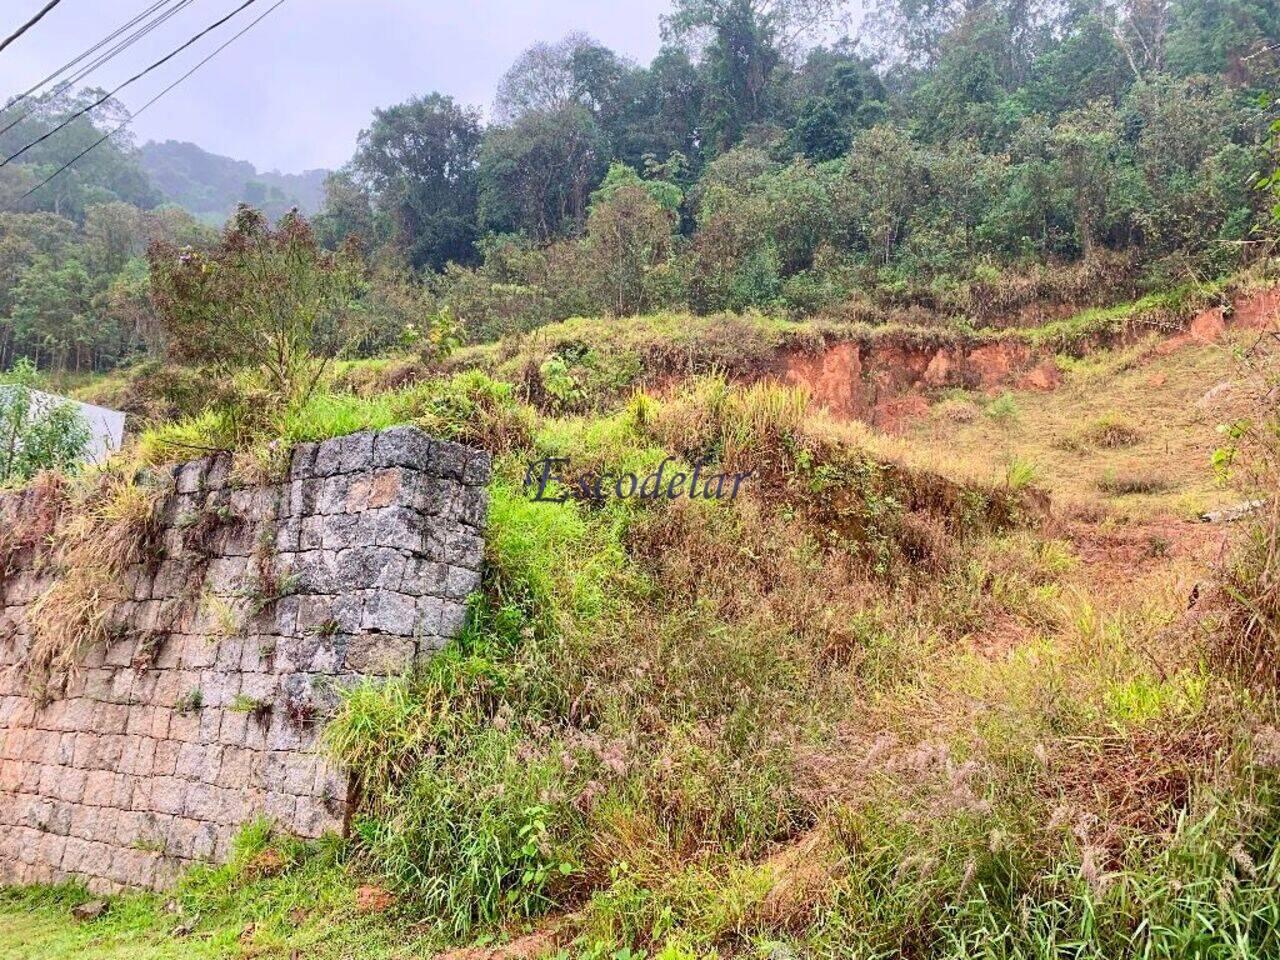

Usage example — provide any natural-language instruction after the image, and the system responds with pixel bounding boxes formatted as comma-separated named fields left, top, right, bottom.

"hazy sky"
left=0, top=0, right=677, bottom=173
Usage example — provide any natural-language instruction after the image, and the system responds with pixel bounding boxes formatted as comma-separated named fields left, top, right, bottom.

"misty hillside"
left=138, top=139, right=328, bottom=222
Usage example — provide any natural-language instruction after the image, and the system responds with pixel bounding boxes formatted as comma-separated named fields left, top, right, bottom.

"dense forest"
left=1, top=0, right=1278, bottom=372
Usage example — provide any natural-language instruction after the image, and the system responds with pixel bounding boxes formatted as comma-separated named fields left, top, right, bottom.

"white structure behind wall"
left=16, top=389, right=126, bottom=463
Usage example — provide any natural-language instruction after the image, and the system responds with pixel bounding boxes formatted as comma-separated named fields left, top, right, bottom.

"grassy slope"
left=8, top=286, right=1280, bottom=959
left=896, top=333, right=1250, bottom=516
left=0, top=879, right=424, bottom=960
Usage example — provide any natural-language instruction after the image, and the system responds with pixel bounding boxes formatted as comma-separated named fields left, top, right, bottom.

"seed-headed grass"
left=26, top=465, right=166, bottom=686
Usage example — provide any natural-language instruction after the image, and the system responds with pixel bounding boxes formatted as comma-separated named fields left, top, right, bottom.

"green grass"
left=0, top=831, right=435, bottom=959
left=319, top=470, right=641, bottom=935
left=11, top=289, right=1280, bottom=958
left=1014, top=278, right=1230, bottom=353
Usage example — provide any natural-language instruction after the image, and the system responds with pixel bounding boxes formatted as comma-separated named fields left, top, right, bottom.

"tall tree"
left=494, top=33, right=594, bottom=121
left=351, top=94, right=483, bottom=271
left=478, top=106, right=608, bottom=239
left=791, top=54, right=887, bottom=159
left=870, top=0, right=1062, bottom=76
left=687, top=0, right=783, bottom=155
left=1023, top=8, right=1133, bottom=115
left=629, top=47, right=705, bottom=177
left=1167, top=0, right=1280, bottom=81
left=1105, top=0, right=1172, bottom=79
left=83, top=202, right=146, bottom=276
left=7, top=256, right=95, bottom=371
left=0, top=88, right=159, bottom=219
left=1049, top=99, right=1124, bottom=255
left=868, top=0, right=969, bottom=67
left=664, top=0, right=852, bottom=61
left=585, top=164, right=682, bottom=315
left=314, top=170, right=380, bottom=252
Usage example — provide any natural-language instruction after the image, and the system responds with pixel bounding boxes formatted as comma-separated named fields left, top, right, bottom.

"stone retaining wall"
left=0, top=427, right=489, bottom=892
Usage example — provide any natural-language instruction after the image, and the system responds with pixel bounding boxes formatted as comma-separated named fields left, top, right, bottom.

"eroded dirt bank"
left=781, top=289, right=1280, bottom=430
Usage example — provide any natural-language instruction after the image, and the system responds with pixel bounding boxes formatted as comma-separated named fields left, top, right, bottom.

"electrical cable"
left=3, top=0, right=174, bottom=111
left=0, top=0, right=65, bottom=57
left=40, top=0, right=198, bottom=99
left=1, top=0, right=260, bottom=168
left=0, top=0, right=197, bottom=139
left=22, top=0, right=288, bottom=200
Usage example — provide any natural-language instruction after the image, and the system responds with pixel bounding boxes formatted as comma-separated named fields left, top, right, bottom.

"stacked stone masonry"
left=0, top=427, right=489, bottom=892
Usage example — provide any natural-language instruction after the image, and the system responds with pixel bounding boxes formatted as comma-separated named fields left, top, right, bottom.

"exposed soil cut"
left=781, top=289, right=1280, bottom=431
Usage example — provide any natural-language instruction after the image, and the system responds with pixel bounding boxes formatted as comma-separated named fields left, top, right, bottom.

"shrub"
left=0, top=358, right=91, bottom=484
left=349, top=728, right=581, bottom=934
left=1096, top=469, right=1170, bottom=495
left=985, top=392, right=1021, bottom=424
left=148, top=207, right=363, bottom=413
left=1079, top=411, right=1143, bottom=449
left=1215, top=501, right=1280, bottom=687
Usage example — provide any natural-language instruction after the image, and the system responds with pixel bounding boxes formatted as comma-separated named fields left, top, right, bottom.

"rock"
left=1200, top=500, right=1267, bottom=524
left=360, top=591, right=419, bottom=636
left=172, top=915, right=199, bottom=937
left=345, top=633, right=416, bottom=675
left=0, top=425, right=487, bottom=893
left=372, top=425, right=433, bottom=469
left=71, top=899, right=108, bottom=921
left=431, top=440, right=471, bottom=481
left=1196, top=380, right=1235, bottom=410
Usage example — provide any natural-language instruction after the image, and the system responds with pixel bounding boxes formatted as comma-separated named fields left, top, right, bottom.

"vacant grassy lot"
left=6, top=295, right=1280, bottom=959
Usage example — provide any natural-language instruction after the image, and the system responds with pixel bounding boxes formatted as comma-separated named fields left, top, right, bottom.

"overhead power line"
left=0, top=0, right=65, bottom=57
left=3, top=0, right=173, bottom=110
left=0, top=0, right=197, bottom=140
left=2, top=0, right=260, bottom=169
left=53, top=1, right=198, bottom=96
left=23, top=0, right=289, bottom=200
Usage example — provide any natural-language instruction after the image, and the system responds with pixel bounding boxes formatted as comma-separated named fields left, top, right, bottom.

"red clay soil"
left=1232, top=287, right=1280, bottom=329
left=781, top=289, right=1280, bottom=432
left=1056, top=514, right=1226, bottom=582
left=781, top=336, right=1047, bottom=432
left=434, top=926, right=563, bottom=960
left=783, top=341, right=866, bottom=419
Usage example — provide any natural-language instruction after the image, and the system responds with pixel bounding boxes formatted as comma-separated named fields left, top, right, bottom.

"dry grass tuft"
left=752, top=828, right=845, bottom=931
left=1042, top=720, right=1231, bottom=843
left=1213, top=501, right=1280, bottom=688
left=628, top=496, right=883, bottom=668
left=0, top=471, right=68, bottom=578
left=25, top=467, right=168, bottom=689
left=1077, top=412, right=1144, bottom=449
left=1096, top=469, right=1171, bottom=496
left=642, top=376, right=811, bottom=479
